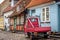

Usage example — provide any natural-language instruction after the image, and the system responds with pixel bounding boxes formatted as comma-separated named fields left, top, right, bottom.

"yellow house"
left=0, top=0, right=10, bottom=30
left=0, top=17, right=4, bottom=29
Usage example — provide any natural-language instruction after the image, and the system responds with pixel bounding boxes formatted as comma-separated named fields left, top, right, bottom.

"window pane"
left=42, top=13, right=45, bottom=21
left=19, top=17, right=21, bottom=24
left=20, top=16, right=24, bottom=24
left=17, top=17, right=19, bottom=25
left=43, top=8, right=45, bottom=12
left=46, top=7, right=49, bottom=21
left=46, top=12, right=49, bottom=20
left=31, top=9, right=35, bottom=13
left=46, top=7, right=49, bottom=11
left=42, top=8, right=45, bottom=21
left=31, top=18, right=37, bottom=22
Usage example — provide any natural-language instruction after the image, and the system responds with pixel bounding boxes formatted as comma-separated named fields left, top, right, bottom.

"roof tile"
left=3, top=6, right=12, bottom=13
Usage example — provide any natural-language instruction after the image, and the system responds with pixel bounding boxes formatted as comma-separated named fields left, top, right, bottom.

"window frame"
left=19, top=15, right=24, bottom=25
left=31, top=9, right=35, bottom=16
left=41, top=7, right=50, bottom=22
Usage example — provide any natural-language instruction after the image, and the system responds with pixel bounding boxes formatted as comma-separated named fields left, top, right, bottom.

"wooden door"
left=14, top=17, right=17, bottom=30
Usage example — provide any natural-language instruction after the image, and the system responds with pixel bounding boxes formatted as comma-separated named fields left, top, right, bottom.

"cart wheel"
left=31, top=35, right=39, bottom=40
left=44, top=35, right=48, bottom=38
left=27, top=32, right=31, bottom=38
left=44, top=33, right=49, bottom=38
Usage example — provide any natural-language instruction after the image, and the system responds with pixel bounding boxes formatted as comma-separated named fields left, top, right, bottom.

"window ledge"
left=41, top=21, right=50, bottom=23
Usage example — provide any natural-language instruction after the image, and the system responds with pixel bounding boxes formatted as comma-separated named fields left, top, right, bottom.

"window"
left=31, top=9, right=35, bottom=13
left=31, top=9, right=35, bottom=16
left=31, top=18, right=37, bottom=22
left=17, top=17, right=19, bottom=25
left=19, top=16, right=24, bottom=24
left=41, top=7, right=50, bottom=22
left=14, top=0, right=19, bottom=4
left=16, top=6, right=20, bottom=12
left=21, top=16, right=24, bottom=24
left=23, top=0, right=26, bottom=6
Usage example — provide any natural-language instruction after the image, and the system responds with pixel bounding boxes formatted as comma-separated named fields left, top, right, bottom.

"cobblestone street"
left=0, top=30, right=60, bottom=40
left=0, top=30, right=28, bottom=40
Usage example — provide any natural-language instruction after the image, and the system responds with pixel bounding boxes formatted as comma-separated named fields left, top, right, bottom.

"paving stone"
left=0, top=31, right=60, bottom=40
left=0, top=31, right=28, bottom=40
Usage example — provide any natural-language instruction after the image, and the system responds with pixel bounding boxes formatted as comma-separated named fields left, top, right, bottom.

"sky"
left=0, top=0, right=4, bottom=4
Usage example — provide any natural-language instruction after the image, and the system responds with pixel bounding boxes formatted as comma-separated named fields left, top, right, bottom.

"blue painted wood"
left=50, top=3, right=58, bottom=32
left=28, top=2, right=60, bottom=32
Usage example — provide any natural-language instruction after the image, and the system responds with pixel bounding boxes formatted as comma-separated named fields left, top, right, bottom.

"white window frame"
left=31, top=9, right=35, bottom=16
left=41, top=7, right=50, bottom=22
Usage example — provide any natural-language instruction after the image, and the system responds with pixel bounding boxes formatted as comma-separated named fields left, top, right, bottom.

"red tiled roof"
left=26, top=0, right=53, bottom=8
left=8, top=8, right=24, bottom=17
left=3, top=0, right=21, bottom=13
left=8, top=0, right=31, bottom=17
left=3, top=6, right=12, bottom=13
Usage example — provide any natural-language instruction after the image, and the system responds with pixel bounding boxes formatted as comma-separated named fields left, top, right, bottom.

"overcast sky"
left=0, top=0, right=4, bottom=4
